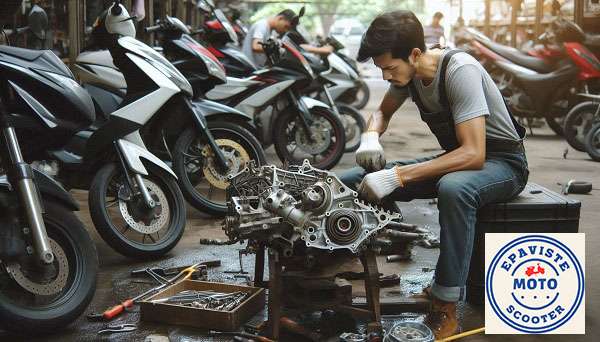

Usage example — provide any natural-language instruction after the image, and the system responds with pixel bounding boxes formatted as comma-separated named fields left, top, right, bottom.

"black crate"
left=466, top=183, right=581, bottom=305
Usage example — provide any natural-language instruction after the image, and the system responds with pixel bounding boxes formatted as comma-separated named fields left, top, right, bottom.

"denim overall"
left=340, top=49, right=530, bottom=302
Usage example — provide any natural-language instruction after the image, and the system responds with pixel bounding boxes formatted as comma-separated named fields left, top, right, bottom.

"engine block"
left=224, top=160, right=401, bottom=254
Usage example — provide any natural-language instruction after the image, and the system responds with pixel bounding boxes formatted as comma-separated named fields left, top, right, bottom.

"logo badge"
left=485, top=233, right=585, bottom=334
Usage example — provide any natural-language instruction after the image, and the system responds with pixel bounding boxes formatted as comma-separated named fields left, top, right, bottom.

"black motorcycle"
left=0, top=19, right=97, bottom=335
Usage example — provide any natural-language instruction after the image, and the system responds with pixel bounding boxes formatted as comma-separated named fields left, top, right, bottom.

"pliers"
left=97, top=323, right=137, bottom=334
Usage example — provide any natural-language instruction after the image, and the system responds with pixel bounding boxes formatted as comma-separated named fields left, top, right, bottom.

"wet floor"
left=1, top=79, right=598, bottom=341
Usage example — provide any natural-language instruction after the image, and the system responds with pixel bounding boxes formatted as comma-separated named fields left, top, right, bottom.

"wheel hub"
left=201, top=139, right=251, bottom=190
left=5, top=239, right=69, bottom=296
left=119, top=179, right=169, bottom=234
left=295, top=118, right=332, bottom=154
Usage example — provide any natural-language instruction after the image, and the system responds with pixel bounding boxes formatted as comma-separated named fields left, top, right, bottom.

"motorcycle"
left=75, top=15, right=266, bottom=217
left=42, top=2, right=188, bottom=258
left=563, top=94, right=600, bottom=152
left=467, top=18, right=600, bottom=137
left=0, top=2, right=97, bottom=333
left=205, top=33, right=346, bottom=170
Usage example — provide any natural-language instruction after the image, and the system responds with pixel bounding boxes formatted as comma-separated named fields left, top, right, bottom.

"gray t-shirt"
left=242, top=19, right=272, bottom=67
left=388, top=49, right=520, bottom=142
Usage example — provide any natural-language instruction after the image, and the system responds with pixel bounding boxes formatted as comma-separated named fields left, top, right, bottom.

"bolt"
left=22, top=227, right=30, bottom=234
left=26, top=246, right=34, bottom=254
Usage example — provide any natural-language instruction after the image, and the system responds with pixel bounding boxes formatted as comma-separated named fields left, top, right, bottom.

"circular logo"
left=486, top=235, right=584, bottom=333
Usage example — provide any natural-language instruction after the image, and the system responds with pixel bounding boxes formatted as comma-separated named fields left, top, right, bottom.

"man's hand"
left=356, top=131, right=386, bottom=171
left=358, top=167, right=403, bottom=202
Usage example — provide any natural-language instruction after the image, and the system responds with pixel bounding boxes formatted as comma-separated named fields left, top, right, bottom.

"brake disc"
left=295, top=117, right=332, bottom=154
left=202, top=139, right=250, bottom=190
left=119, top=179, right=169, bottom=234
left=5, top=239, right=69, bottom=296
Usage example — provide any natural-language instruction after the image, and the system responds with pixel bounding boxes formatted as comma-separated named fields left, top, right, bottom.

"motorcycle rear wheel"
left=0, top=201, right=97, bottom=334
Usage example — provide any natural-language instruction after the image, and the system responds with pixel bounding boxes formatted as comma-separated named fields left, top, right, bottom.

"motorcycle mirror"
left=298, top=6, right=305, bottom=17
left=28, top=5, right=48, bottom=40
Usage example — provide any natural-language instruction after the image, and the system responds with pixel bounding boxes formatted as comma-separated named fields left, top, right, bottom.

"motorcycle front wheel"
left=89, top=163, right=186, bottom=259
left=173, top=121, right=266, bottom=217
left=564, top=102, right=599, bottom=152
left=585, top=122, right=600, bottom=162
left=0, top=200, right=97, bottom=333
left=338, top=104, right=366, bottom=153
left=273, top=107, right=346, bottom=170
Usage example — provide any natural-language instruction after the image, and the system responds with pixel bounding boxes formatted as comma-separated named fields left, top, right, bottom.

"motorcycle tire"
left=173, top=121, right=266, bottom=217
left=273, top=106, right=346, bottom=170
left=585, top=122, right=600, bottom=162
left=89, top=162, right=186, bottom=259
left=338, top=104, right=366, bottom=153
left=564, top=101, right=599, bottom=152
left=349, top=79, right=370, bottom=110
left=545, top=115, right=564, bottom=136
left=0, top=200, right=97, bottom=334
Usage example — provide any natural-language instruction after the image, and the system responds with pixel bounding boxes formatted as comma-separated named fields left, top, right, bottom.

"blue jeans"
left=339, top=151, right=529, bottom=302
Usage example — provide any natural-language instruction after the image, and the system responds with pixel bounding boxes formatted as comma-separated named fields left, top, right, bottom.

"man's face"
left=373, top=52, right=416, bottom=87
left=273, top=17, right=292, bottom=34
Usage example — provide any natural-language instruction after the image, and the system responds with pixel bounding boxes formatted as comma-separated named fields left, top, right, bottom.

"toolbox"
left=140, top=280, right=265, bottom=331
left=466, top=182, right=581, bottom=305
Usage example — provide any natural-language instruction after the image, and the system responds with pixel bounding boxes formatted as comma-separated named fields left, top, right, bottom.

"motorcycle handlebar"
left=4, top=26, right=29, bottom=37
left=145, top=25, right=162, bottom=33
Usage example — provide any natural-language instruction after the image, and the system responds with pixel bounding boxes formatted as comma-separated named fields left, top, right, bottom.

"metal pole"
left=484, top=0, right=491, bottom=37
left=535, top=0, right=543, bottom=38
left=68, top=0, right=82, bottom=65
left=574, top=0, right=584, bottom=28
left=143, top=0, right=154, bottom=43
left=511, top=0, right=519, bottom=47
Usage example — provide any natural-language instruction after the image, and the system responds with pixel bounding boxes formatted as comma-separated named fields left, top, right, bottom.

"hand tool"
left=130, top=260, right=220, bottom=277
left=88, top=263, right=201, bottom=321
left=97, top=323, right=137, bottom=334
left=280, top=316, right=322, bottom=342
left=208, top=330, right=275, bottom=342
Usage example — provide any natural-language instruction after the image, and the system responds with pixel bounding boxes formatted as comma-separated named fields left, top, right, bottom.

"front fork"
left=1, top=122, right=54, bottom=264
left=287, top=89, right=315, bottom=142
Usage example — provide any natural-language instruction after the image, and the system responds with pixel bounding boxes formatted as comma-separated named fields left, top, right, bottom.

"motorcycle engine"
left=224, top=160, right=401, bottom=255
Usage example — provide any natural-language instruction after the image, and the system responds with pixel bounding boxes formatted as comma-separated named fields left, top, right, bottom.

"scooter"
left=43, top=2, right=189, bottom=258
left=205, top=34, right=346, bottom=170
left=0, top=1, right=97, bottom=333
left=467, top=17, right=600, bottom=137
left=74, top=15, right=266, bottom=217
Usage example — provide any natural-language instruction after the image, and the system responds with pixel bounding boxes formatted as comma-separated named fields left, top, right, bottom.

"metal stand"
left=255, top=247, right=385, bottom=340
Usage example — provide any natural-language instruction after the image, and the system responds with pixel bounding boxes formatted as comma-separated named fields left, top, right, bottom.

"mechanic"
left=340, top=10, right=528, bottom=339
left=242, top=9, right=296, bottom=67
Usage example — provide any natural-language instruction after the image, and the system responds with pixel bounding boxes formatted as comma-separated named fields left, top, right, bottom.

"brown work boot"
left=423, top=296, right=459, bottom=339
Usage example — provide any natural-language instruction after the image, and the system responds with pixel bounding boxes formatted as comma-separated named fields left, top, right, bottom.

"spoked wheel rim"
left=183, top=136, right=253, bottom=208
left=284, top=113, right=341, bottom=167
left=573, top=112, right=596, bottom=143
left=104, top=172, right=176, bottom=247
left=0, top=226, right=80, bottom=310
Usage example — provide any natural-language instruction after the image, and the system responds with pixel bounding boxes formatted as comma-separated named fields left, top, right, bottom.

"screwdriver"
left=88, top=263, right=201, bottom=321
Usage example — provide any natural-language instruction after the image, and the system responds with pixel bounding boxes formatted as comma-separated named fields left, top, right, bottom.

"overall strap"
left=438, top=49, right=463, bottom=111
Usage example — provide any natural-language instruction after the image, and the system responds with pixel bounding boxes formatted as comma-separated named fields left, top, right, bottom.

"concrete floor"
left=2, top=79, right=598, bottom=341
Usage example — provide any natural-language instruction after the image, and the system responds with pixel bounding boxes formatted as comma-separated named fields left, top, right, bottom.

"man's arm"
left=251, top=38, right=264, bottom=53
left=396, top=116, right=486, bottom=183
left=300, top=44, right=334, bottom=56
left=368, top=87, right=407, bottom=134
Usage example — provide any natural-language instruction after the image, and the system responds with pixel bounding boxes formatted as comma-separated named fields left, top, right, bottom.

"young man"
left=424, top=11, right=445, bottom=47
left=242, top=9, right=296, bottom=67
left=340, top=10, right=528, bottom=338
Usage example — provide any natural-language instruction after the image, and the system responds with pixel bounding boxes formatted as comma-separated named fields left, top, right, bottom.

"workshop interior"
left=0, top=0, right=597, bottom=341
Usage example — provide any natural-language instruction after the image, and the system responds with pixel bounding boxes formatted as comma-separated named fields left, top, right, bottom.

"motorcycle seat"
left=477, top=37, right=554, bottom=73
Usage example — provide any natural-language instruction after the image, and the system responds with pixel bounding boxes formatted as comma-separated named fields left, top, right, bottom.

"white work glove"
left=358, top=167, right=403, bottom=203
left=355, top=131, right=386, bottom=171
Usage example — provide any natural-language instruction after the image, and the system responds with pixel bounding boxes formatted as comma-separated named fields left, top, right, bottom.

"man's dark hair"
left=357, top=10, right=426, bottom=62
left=277, top=9, right=297, bottom=22
left=434, top=12, right=444, bottom=19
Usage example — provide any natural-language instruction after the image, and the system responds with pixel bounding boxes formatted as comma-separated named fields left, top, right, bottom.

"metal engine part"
left=224, top=160, right=402, bottom=254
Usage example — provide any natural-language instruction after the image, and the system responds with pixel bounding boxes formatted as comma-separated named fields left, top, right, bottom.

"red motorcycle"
left=459, top=18, right=600, bottom=136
